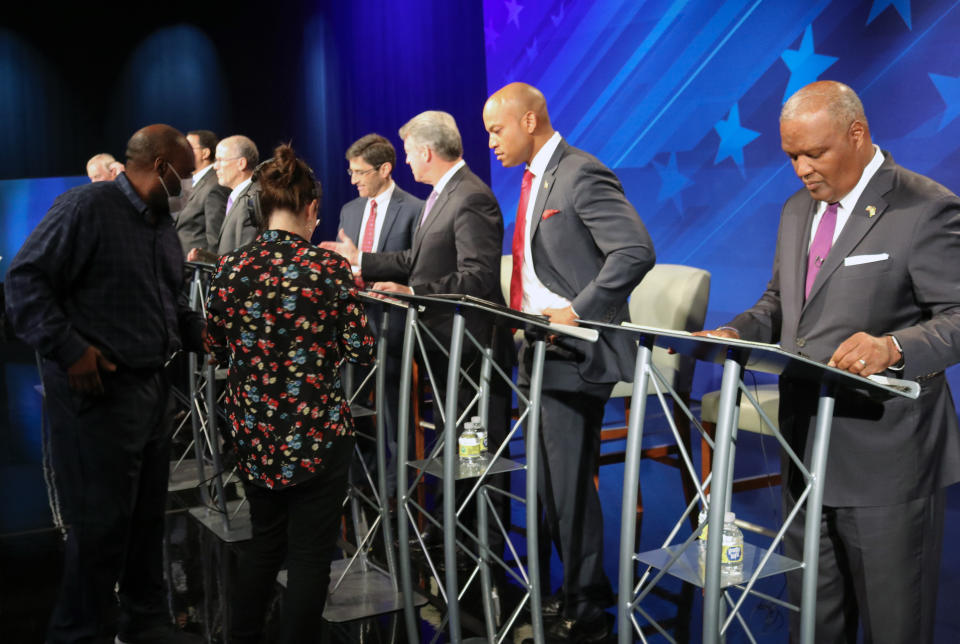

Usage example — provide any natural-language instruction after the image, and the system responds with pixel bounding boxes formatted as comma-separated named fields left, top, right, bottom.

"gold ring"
left=858, top=358, right=866, bottom=366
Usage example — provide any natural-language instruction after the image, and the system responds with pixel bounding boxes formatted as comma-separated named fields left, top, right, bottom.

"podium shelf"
left=406, top=454, right=525, bottom=480
left=635, top=542, right=802, bottom=589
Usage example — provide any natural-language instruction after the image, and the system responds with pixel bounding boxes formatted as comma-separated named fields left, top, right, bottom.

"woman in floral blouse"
left=206, top=143, right=375, bottom=643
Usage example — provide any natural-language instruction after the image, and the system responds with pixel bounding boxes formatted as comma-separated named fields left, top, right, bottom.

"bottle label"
left=722, top=532, right=743, bottom=564
left=459, top=435, right=481, bottom=459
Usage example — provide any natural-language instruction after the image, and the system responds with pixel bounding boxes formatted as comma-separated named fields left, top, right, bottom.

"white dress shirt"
left=519, top=131, right=573, bottom=314
left=357, top=180, right=396, bottom=252
left=808, top=145, right=884, bottom=248
left=192, top=163, right=214, bottom=186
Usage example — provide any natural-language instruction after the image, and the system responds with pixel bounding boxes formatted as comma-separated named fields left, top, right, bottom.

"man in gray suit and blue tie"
left=484, top=82, right=655, bottom=643
left=701, top=80, right=960, bottom=642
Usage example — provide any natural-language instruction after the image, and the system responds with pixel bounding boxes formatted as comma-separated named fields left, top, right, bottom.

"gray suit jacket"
left=729, top=152, right=960, bottom=506
left=175, top=168, right=230, bottom=255
left=217, top=181, right=259, bottom=255
left=361, top=164, right=504, bottom=345
left=526, top=140, right=655, bottom=386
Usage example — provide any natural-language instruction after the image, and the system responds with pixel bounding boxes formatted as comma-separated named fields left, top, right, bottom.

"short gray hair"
left=398, top=111, right=462, bottom=161
left=86, top=152, right=116, bottom=170
left=221, top=134, right=259, bottom=167
left=781, top=81, right=868, bottom=130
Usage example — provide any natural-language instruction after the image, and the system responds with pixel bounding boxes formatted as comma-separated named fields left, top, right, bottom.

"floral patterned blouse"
left=206, top=229, right=375, bottom=489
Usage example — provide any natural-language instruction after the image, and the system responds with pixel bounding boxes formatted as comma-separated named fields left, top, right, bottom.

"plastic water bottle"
left=696, top=496, right=710, bottom=558
left=720, top=511, right=744, bottom=578
left=458, top=423, right=481, bottom=463
left=470, top=415, right=488, bottom=455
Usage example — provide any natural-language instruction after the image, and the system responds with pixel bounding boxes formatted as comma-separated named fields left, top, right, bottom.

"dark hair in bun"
left=252, top=143, right=321, bottom=231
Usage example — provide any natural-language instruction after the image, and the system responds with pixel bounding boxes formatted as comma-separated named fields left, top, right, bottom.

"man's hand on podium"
left=828, top=331, right=901, bottom=377
left=543, top=305, right=577, bottom=326
left=692, top=327, right=740, bottom=340
left=370, top=281, right=413, bottom=297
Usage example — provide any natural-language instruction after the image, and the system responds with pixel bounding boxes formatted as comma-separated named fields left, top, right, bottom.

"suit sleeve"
left=568, top=161, right=656, bottom=320
left=203, top=186, right=229, bottom=251
left=360, top=246, right=416, bottom=283
left=407, top=190, right=502, bottom=298
left=892, top=195, right=960, bottom=379
left=726, top=210, right=786, bottom=343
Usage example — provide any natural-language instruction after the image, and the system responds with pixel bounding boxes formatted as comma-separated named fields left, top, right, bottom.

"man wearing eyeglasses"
left=337, top=133, right=421, bottom=492
left=339, top=133, right=421, bottom=277
left=213, top=134, right=260, bottom=256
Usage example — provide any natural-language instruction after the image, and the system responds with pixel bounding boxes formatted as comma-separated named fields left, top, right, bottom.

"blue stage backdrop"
left=482, top=0, right=960, bottom=332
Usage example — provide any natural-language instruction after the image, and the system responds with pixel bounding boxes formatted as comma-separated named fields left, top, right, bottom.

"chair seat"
left=700, top=383, right=779, bottom=435
left=610, top=348, right=680, bottom=399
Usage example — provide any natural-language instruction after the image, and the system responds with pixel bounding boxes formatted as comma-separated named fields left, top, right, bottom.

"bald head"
left=215, top=135, right=259, bottom=189
left=483, top=82, right=555, bottom=168
left=86, top=153, right=117, bottom=182
left=123, top=124, right=195, bottom=211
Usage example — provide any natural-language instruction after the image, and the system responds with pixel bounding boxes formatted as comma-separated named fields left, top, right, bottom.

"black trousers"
left=519, top=342, right=615, bottom=620
left=783, top=486, right=945, bottom=644
left=230, top=442, right=352, bottom=644
left=43, top=363, right=174, bottom=644
left=422, top=329, right=513, bottom=558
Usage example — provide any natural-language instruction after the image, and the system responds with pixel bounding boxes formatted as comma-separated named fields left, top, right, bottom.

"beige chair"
left=596, top=264, right=711, bottom=535
left=700, top=383, right=781, bottom=494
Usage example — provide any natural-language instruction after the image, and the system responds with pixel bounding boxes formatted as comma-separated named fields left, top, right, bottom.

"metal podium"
left=590, top=323, right=919, bottom=644
left=380, top=291, right=598, bottom=644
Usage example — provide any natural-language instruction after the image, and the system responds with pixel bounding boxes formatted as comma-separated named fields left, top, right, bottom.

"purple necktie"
left=420, top=190, right=438, bottom=227
left=805, top=202, right=839, bottom=299
left=226, top=195, right=234, bottom=214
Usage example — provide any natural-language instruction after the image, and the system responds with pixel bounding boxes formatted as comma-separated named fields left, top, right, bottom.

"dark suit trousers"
left=230, top=444, right=352, bottom=644
left=42, top=363, right=173, bottom=644
left=519, top=341, right=615, bottom=620
left=422, top=330, right=513, bottom=558
left=783, top=486, right=945, bottom=644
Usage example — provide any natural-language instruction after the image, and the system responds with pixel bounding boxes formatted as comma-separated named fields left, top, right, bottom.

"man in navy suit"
left=484, top=82, right=655, bottom=643
left=339, top=133, right=420, bottom=260
left=337, top=133, right=421, bottom=490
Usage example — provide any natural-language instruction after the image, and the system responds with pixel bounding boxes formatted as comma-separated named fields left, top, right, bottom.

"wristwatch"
left=887, top=335, right=904, bottom=370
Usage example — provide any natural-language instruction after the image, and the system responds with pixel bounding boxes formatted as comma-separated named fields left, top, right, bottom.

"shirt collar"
left=835, top=145, right=884, bottom=212
left=433, top=159, right=466, bottom=195
left=229, top=177, right=253, bottom=204
left=192, top=163, right=214, bottom=185
left=527, top=131, right=563, bottom=178
left=370, top=180, right=396, bottom=210
left=114, top=172, right=149, bottom=216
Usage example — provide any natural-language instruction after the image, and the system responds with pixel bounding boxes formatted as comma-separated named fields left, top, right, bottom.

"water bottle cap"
left=725, top=511, right=736, bottom=523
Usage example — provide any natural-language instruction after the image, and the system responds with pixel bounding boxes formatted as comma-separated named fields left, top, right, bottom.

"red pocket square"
left=542, top=209, right=560, bottom=220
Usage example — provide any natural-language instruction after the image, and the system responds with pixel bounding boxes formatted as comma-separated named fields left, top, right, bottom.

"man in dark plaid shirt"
left=5, top=124, right=204, bottom=644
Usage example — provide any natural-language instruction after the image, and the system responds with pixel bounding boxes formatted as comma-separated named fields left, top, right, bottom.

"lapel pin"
left=543, top=181, right=549, bottom=189
left=866, top=205, right=876, bottom=218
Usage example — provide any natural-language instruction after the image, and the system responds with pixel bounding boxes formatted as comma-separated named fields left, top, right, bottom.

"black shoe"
left=523, top=611, right=614, bottom=643
left=542, top=590, right=564, bottom=619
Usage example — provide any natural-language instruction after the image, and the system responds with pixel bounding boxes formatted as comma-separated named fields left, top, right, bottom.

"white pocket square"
left=844, top=253, right=889, bottom=266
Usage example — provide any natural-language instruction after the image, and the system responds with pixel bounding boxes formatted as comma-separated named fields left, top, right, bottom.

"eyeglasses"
left=215, top=156, right=242, bottom=166
left=347, top=165, right=381, bottom=178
